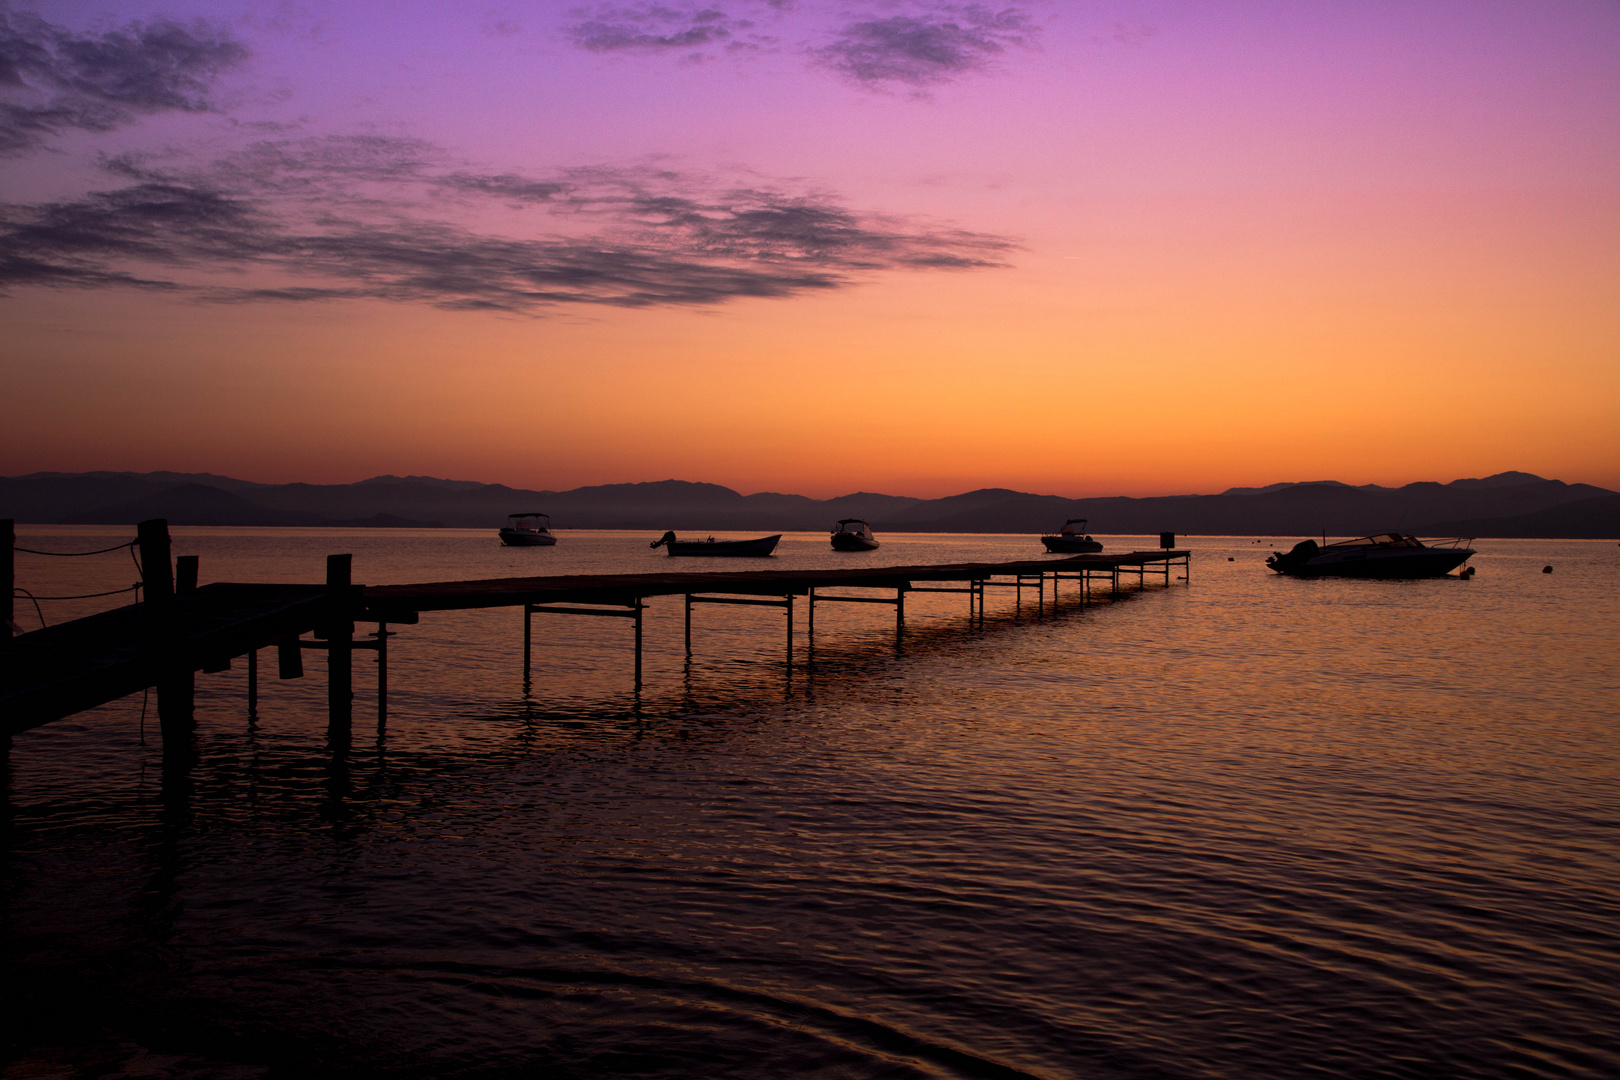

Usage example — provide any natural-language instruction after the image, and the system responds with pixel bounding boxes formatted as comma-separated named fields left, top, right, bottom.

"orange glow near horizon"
left=2, top=3, right=1617, bottom=498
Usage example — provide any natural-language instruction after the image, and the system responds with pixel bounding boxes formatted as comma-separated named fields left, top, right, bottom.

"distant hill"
left=1418, top=495, right=1620, bottom=539
left=1, top=470, right=1613, bottom=538
left=51, top=483, right=442, bottom=528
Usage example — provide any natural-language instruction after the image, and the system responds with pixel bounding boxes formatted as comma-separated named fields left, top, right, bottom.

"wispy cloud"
left=561, top=1, right=1039, bottom=87
left=812, top=4, right=1037, bottom=88
left=0, top=5, right=248, bottom=156
left=565, top=4, right=750, bottom=56
left=0, top=136, right=1015, bottom=312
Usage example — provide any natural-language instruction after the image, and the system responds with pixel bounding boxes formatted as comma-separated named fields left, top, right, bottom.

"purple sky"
left=3, top=1, right=1617, bottom=495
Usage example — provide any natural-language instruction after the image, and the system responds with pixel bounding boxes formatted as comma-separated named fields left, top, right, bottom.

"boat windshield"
left=1329, top=533, right=1419, bottom=548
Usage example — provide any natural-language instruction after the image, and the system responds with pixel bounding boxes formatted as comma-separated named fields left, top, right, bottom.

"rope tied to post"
left=13, top=539, right=138, bottom=557
left=11, top=583, right=143, bottom=630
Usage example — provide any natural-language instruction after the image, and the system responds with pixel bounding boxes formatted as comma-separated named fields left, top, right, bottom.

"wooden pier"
left=4, top=519, right=1190, bottom=754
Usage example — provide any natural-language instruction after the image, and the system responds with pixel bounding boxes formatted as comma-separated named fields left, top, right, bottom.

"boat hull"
left=663, top=535, right=781, bottom=557
left=1269, top=549, right=1472, bottom=578
left=1041, top=535, right=1102, bottom=553
left=831, top=534, right=880, bottom=551
left=499, top=528, right=557, bottom=547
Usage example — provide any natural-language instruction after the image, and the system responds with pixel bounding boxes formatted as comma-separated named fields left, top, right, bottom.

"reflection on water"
left=4, top=531, right=1619, bottom=1078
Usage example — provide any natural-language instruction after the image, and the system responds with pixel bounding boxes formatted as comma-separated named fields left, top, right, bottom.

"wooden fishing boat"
left=649, top=531, right=781, bottom=557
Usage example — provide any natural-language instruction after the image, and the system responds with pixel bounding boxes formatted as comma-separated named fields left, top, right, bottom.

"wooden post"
left=137, top=519, right=173, bottom=609
left=137, top=520, right=192, bottom=753
left=523, top=605, right=532, bottom=679
left=326, top=554, right=353, bottom=733
left=785, top=593, right=793, bottom=670
left=895, top=586, right=905, bottom=648
left=277, top=637, right=304, bottom=679
left=376, top=622, right=388, bottom=728
left=175, top=554, right=198, bottom=595
left=807, top=588, right=815, bottom=664
left=684, top=594, right=692, bottom=654
left=3, top=519, right=13, bottom=640
left=247, top=647, right=258, bottom=718
left=633, top=600, right=644, bottom=690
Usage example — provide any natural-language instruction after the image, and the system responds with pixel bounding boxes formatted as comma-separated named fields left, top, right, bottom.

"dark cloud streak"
left=0, top=6, right=248, bottom=156
left=813, top=5, right=1036, bottom=88
left=561, top=2, right=1039, bottom=88
left=0, top=136, right=1015, bottom=313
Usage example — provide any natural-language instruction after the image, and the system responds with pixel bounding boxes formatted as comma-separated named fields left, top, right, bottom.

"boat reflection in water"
left=1266, top=533, right=1474, bottom=577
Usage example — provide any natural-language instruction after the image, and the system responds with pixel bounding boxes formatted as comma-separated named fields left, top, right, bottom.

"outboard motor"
left=1267, top=538, right=1319, bottom=572
left=1286, top=539, right=1320, bottom=560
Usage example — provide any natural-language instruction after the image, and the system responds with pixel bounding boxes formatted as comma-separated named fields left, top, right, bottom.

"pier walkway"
left=4, top=518, right=1189, bottom=752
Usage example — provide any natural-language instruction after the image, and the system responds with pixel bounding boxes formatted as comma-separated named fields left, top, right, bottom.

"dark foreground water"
left=4, top=530, right=1618, bottom=1079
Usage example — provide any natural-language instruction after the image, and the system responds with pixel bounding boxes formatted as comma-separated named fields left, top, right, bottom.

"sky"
left=1, top=0, right=1616, bottom=498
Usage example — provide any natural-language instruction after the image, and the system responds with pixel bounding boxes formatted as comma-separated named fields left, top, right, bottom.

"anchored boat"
left=650, top=531, right=781, bottom=557
left=830, top=519, right=880, bottom=551
left=1040, top=519, right=1103, bottom=554
left=1266, top=534, right=1474, bottom=578
left=499, top=513, right=557, bottom=547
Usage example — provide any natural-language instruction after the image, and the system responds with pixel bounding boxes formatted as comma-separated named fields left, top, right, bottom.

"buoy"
left=1543, top=565, right=1553, bottom=573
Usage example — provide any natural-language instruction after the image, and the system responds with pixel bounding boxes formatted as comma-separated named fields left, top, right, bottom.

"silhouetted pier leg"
left=278, top=636, right=304, bottom=679
left=684, top=594, right=692, bottom=654
left=326, top=554, right=353, bottom=737
left=895, top=587, right=905, bottom=650
left=634, top=601, right=644, bottom=691
left=807, top=588, right=815, bottom=666
left=137, top=520, right=194, bottom=760
left=785, top=594, right=794, bottom=672
left=376, top=622, right=388, bottom=729
left=175, top=555, right=198, bottom=595
left=522, top=605, right=532, bottom=683
left=3, top=518, right=13, bottom=640
left=247, top=647, right=258, bottom=719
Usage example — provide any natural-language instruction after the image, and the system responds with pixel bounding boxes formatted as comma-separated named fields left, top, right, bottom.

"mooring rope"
left=10, top=583, right=143, bottom=629
left=12, top=539, right=137, bottom=557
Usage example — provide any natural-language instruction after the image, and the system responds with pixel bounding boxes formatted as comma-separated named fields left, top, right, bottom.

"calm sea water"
left=4, top=528, right=1618, bottom=1079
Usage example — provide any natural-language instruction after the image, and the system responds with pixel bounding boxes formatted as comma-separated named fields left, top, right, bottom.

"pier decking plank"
left=2, top=551, right=1188, bottom=733
left=361, top=551, right=1189, bottom=614
left=1, top=583, right=328, bottom=735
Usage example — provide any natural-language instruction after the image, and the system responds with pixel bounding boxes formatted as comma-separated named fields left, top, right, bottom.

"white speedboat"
left=499, top=513, right=558, bottom=546
left=831, top=518, right=880, bottom=551
left=1266, top=534, right=1473, bottom=577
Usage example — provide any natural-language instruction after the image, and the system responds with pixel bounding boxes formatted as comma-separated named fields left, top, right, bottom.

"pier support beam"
left=375, top=623, right=389, bottom=728
left=686, top=594, right=796, bottom=673
left=247, top=647, right=258, bottom=719
left=525, top=600, right=646, bottom=691
left=325, top=554, right=353, bottom=736
left=3, top=519, right=13, bottom=641
left=137, top=520, right=194, bottom=758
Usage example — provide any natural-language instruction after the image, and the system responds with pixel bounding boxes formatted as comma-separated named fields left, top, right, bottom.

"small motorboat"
left=499, top=512, right=557, bottom=546
left=650, top=530, right=781, bottom=557
left=1266, top=534, right=1474, bottom=578
left=831, top=518, right=879, bottom=551
left=1040, top=519, right=1102, bottom=554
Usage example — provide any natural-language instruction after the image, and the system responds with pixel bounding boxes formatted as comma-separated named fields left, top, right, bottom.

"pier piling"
left=4, top=519, right=13, bottom=640
left=326, top=554, right=354, bottom=734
